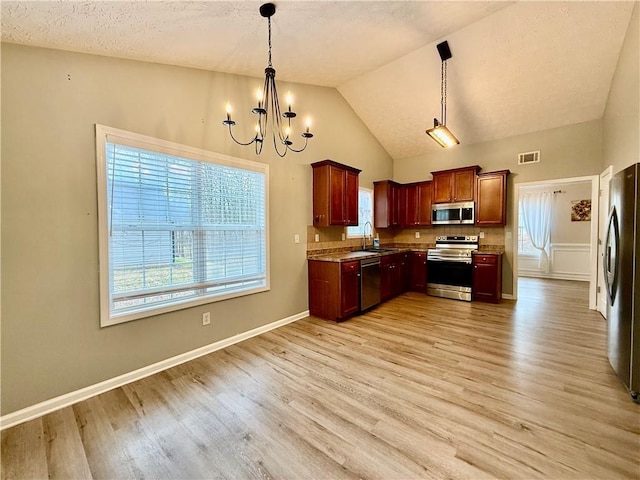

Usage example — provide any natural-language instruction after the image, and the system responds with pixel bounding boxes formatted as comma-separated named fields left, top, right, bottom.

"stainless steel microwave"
left=432, top=201, right=475, bottom=225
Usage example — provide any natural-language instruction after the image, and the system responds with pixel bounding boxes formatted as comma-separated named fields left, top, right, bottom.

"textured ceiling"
left=1, top=1, right=636, bottom=160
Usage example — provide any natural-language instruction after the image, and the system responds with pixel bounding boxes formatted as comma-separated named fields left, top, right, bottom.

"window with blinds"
left=96, top=125, right=269, bottom=326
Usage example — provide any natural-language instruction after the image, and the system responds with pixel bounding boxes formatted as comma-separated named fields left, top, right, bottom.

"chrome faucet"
left=362, top=221, right=373, bottom=249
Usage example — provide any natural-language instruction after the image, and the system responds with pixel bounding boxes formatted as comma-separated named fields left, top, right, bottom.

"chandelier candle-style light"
left=426, top=40, right=459, bottom=148
left=223, top=3, right=313, bottom=157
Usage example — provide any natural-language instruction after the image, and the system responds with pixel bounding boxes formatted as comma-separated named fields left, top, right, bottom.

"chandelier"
left=426, top=41, right=459, bottom=148
left=222, top=3, right=313, bottom=157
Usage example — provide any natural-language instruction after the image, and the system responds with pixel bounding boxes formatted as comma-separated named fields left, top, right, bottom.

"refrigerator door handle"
left=603, top=205, right=620, bottom=305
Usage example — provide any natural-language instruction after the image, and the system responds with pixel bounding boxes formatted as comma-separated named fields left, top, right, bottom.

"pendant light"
left=222, top=3, right=313, bottom=157
left=426, top=41, right=459, bottom=148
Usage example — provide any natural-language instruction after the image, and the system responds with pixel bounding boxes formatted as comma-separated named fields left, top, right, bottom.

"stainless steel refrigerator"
left=603, top=163, right=639, bottom=402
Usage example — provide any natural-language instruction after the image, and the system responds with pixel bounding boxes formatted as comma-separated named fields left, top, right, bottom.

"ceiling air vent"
left=518, top=151, right=540, bottom=165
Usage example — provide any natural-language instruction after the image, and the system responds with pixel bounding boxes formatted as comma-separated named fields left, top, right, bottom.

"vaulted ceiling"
left=2, top=1, right=635, bottom=160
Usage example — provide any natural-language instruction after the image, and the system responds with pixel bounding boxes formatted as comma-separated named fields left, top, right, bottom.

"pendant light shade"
left=426, top=119, right=459, bottom=148
left=426, top=41, right=459, bottom=148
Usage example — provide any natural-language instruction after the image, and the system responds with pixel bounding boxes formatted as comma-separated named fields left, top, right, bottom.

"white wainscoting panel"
left=518, top=243, right=590, bottom=281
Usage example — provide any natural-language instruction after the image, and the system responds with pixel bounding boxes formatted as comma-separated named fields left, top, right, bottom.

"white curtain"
left=520, top=192, right=554, bottom=272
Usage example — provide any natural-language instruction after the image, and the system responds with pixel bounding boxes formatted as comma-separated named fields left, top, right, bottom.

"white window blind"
left=96, top=125, right=269, bottom=326
left=347, top=188, right=373, bottom=238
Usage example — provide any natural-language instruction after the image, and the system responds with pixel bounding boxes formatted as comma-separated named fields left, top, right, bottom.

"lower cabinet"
left=410, top=252, right=427, bottom=292
left=472, top=253, right=503, bottom=303
left=308, top=260, right=360, bottom=321
left=340, top=261, right=361, bottom=317
left=381, top=253, right=406, bottom=301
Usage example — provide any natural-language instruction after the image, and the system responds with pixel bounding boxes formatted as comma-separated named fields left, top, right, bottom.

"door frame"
left=596, top=166, right=613, bottom=317
left=512, top=175, right=600, bottom=308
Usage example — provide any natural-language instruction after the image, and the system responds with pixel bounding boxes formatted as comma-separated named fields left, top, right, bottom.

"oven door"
left=427, top=259, right=473, bottom=301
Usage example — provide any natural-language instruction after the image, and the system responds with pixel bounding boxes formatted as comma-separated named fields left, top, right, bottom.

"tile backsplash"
left=307, top=225, right=505, bottom=253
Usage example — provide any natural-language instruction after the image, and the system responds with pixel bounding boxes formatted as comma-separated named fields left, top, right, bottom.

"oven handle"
left=427, top=257, right=472, bottom=264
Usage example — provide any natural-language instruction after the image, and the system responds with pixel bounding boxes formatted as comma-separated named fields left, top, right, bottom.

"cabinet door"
left=401, top=184, right=418, bottom=227
left=416, top=182, right=432, bottom=225
left=341, top=261, right=361, bottom=316
left=308, top=260, right=340, bottom=320
left=432, top=172, right=453, bottom=203
left=476, top=171, right=508, bottom=226
left=345, top=170, right=359, bottom=226
left=453, top=169, right=475, bottom=202
left=374, top=181, right=400, bottom=228
left=380, top=262, right=393, bottom=302
left=399, top=253, right=411, bottom=293
left=410, top=252, right=427, bottom=291
left=329, top=166, right=346, bottom=225
left=472, top=254, right=502, bottom=303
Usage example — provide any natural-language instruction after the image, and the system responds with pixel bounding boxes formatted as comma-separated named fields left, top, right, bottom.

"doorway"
left=596, top=166, right=613, bottom=318
left=512, top=175, right=600, bottom=308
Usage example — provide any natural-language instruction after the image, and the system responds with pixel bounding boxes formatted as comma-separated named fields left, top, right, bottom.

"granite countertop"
left=473, top=249, right=505, bottom=255
left=308, top=247, right=416, bottom=263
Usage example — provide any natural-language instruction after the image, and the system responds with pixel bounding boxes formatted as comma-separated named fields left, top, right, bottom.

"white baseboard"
left=0, top=310, right=309, bottom=431
left=501, top=293, right=515, bottom=300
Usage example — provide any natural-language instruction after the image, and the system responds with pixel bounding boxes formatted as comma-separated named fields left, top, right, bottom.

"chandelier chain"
left=267, top=16, right=273, bottom=68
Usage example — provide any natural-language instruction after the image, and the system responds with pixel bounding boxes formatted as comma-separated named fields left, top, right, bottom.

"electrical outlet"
left=315, top=233, right=320, bottom=242
left=294, top=234, right=300, bottom=244
left=202, top=312, right=211, bottom=326
left=479, top=231, right=485, bottom=239
left=415, top=232, right=420, bottom=239
left=341, top=233, right=346, bottom=241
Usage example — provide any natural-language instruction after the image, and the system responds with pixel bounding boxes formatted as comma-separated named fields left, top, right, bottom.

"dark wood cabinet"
left=312, top=160, right=361, bottom=227
left=374, top=180, right=401, bottom=228
left=410, top=252, right=427, bottom=292
left=472, top=253, right=502, bottom=303
left=381, top=253, right=405, bottom=301
left=399, top=252, right=411, bottom=293
left=431, top=166, right=480, bottom=204
left=308, top=260, right=360, bottom=321
left=401, top=181, right=433, bottom=227
left=340, top=261, right=361, bottom=317
left=476, top=170, right=509, bottom=226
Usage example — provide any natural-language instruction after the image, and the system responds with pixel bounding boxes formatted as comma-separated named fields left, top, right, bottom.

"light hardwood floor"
left=2, top=278, right=639, bottom=479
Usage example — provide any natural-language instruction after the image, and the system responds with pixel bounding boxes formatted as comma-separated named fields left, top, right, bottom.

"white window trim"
left=347, top=187, right=374, bottom=239
left=95, top=125, right=270, bottom=327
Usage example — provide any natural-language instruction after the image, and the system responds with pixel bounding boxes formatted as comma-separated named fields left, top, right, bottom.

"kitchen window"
left=347, top=187, right=373, bottom=238
left=96, top=125, right=269, bottom=327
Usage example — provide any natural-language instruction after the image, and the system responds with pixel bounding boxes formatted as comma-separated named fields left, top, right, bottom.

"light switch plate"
left=315, top=233, right=320, bottom=242
left=294, top=234, right=300, bottom=244
left=415, top=232, right=420, bottom=239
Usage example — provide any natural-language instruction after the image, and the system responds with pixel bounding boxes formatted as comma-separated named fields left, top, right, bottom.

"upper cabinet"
left=401, top=181, right=432, bottom=227
left=476, top=170, right=510, bottom=226
left=312, top=160, right=361, bottom=227
left=431, top=166, right=480, bottom=203
left=373, top=180, right=401, bottom=228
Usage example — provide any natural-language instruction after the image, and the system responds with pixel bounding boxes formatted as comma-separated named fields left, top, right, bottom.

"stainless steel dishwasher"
left=360, top=257, right=381, bottom=311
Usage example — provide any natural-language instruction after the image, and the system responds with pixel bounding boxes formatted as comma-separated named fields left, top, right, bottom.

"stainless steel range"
left=427, top=235, right=479, bottom=301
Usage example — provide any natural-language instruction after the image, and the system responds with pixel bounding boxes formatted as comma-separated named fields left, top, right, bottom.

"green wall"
left=0, top=44, right=393, bottom=415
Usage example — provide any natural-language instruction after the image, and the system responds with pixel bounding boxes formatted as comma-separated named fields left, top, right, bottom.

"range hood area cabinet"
left=312, top=160, right=361, bottom=227
left=401, top=181, right=433, bottom=227
left=476, top=170, right=510, bottom=226
left=431, top=165, right=480, bottom=204
left=372, top=166, right=509, bottom=228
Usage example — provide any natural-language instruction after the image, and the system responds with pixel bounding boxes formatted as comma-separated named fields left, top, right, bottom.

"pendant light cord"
left=441, top=60, right=447, bottom=126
